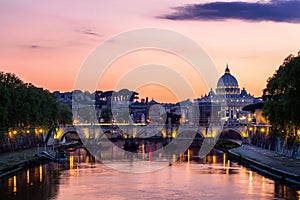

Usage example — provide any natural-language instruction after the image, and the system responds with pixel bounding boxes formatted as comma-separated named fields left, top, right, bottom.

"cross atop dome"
left=225, top=64, right=230, bottom=74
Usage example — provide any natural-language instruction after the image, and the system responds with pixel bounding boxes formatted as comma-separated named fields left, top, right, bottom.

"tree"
left=100, top=107, right=112, bottom=123
left=0, top=81, right=10, bottom=129
left=262, top=52, right=300, bottom=142
left=57, top=104, right=73, bottom=125
left=0, top=71, right=72, bottom=131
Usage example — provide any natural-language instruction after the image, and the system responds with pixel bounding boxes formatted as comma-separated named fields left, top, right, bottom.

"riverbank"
left=214, top=139, right=241, bottom=152
left=0, top=147, right=50, bottom=179
left=229, top=144, right=300, bottom=187
left=0, top=141, right=84, bottom=179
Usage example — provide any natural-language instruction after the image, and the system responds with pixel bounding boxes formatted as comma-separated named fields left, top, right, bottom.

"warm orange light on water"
left=249, top=171, right=253, bottom=182
left=13, top=176, right=17, bottom=193
left=187, top=149, right=191, bottom=163
left=173, top=154, right=176, bottom=163
left=226, top=160, right=230, bottom=175
left=70, top=155, right=74, bottom=169
left=39, top=165, right=43, bottom=182
left=223, top=154, right=226, bottom=167
left=212, top=155, right=217, bottom=164
left=261, top=176, right=265, bottom=191
left=27, top=169, right=30, bottom=184
left=180, top=153, right=184, bottom=163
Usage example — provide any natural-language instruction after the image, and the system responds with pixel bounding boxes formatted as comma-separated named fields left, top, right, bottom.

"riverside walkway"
left=0, top=147, right=40, bottom=178
left=230, top=145, right=300, bottom=185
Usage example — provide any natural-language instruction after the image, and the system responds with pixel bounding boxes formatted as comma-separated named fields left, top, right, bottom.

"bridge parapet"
left=52, top=123, right=271, bottom=145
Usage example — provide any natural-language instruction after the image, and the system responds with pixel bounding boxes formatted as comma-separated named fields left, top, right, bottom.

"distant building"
left=53, top=91, right=72, bottom=108
left=195, top=65, right=261, bottom=123
left=53, top=66, right=260, bottom=125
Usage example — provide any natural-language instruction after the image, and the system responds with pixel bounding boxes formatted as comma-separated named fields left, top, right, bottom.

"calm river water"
left=0, top=147, right=299, bottom=200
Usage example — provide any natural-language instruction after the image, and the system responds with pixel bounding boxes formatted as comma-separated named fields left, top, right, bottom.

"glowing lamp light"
left=13, top=130, right=17, bottom=134
left=242, top=132, right=248, bottom=137
left=26, top=130, right=30, bottom=134
left=39, top=129, right=43, bottom=133
left=172, top=130, right=177, bottom=138
left=260, top=128, right=265, bottom=133
left=248, top=127, right=253, bottom=131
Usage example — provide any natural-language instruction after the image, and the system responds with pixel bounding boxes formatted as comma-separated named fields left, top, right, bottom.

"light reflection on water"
left=0, top=147, right=299, bottom=200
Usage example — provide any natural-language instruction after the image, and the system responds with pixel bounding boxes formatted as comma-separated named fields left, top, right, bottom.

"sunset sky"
left=1, top=0, right=300, bottom=103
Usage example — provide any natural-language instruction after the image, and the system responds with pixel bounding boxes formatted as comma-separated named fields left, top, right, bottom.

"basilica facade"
left=195, top=65, right=260, bottom=122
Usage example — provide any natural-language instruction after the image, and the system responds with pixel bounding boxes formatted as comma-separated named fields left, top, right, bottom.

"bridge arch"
left=60, top=130, right=80, bottom=142
left=220, top=128, right=244, bottom=142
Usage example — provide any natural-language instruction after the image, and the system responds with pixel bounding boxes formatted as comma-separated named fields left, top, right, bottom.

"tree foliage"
left=263, top=52, right=300, bottom=141
left=0, top=71, right=72, bottom=131
left=57, top=104, right=73, bottom=125
left=100, top=107, right=112, bottom=123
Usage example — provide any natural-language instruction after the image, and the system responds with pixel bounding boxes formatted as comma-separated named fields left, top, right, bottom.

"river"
left=0, top=147, right=299, bottom=200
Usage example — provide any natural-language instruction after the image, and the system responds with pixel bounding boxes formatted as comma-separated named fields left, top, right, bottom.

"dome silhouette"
left=216, top=65, right=240, bottom=95
left=217, top=66, right=238, bottom=87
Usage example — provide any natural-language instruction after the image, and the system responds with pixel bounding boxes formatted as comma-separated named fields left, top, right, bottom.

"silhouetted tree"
left=0, top=71, right=72, bottom=132
left=57, top=104, right=73, bottom=125
left=263, top=52, right=300, bottom=143
left=100, top=107, right=112, bottom=123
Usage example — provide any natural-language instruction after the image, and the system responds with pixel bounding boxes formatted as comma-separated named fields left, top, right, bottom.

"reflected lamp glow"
left=187, top=149, right=191, bottom=163
left=13, top=176, right=17, bottom=193
left=39, top=165, right=42, bottom=182
left=27, top=169, right=30, bottom=184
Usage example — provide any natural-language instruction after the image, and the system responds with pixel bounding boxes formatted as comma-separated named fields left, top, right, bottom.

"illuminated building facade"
left=195, top=65, right=260, bottom=122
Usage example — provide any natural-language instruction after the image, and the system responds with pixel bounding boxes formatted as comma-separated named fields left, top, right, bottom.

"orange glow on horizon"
left=137, top=84, right=179, bottom=103
left=95, top=49, right=208, bottom=103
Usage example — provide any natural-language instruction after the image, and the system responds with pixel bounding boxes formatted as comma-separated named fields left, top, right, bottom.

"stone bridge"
left=45, top=123, right=271, bottom=145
